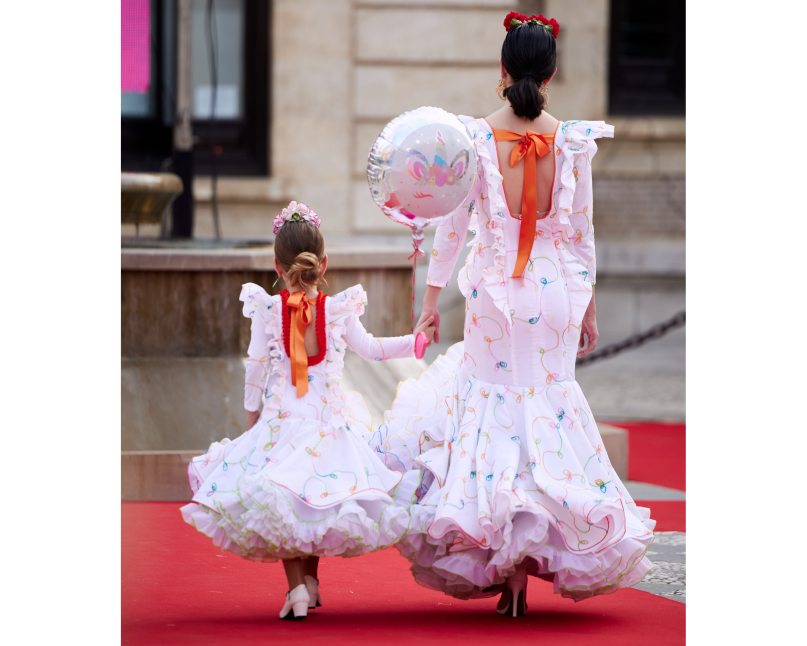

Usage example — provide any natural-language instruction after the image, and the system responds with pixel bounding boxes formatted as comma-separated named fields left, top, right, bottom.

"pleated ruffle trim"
left=181, top=476, right=413, bottom=562
left=400, top=494, right=653, bottom=601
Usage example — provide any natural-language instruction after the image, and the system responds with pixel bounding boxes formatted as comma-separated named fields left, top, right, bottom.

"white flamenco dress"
left=181, top=283, right=416, bottom=561
left=373, top=118, right=655, bottom=601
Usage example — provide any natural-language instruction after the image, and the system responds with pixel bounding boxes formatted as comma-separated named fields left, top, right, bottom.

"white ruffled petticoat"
left=374, top=344, right=655, bottom=601
left=181, top=417, right=411, bottom=561
left=181, top=284, right=413, bottom=562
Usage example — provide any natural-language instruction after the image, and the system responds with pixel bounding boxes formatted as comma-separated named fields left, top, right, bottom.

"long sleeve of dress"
left=567, top=148, right=597, bottom=286
left=426, top=166, right=482, bottom=288
left=343, top=314, right=415, bottom=361
left=244, top=314, right=270, bottom=412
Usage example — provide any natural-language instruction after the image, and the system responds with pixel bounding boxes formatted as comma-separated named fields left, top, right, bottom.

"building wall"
left=127, top=0, right=685, bottom=342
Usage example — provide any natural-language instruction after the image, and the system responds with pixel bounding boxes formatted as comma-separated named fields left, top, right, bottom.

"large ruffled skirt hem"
left=180, top=478, right=412, bottom=562
left=398, top=501, right=654, bottom=601
left=374, top=342, right=656, bottom=602
left=182, top=405, right=410, bottom=561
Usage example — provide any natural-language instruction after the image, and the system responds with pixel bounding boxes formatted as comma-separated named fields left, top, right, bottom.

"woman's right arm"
left=416, top=162, right=483, bottom=342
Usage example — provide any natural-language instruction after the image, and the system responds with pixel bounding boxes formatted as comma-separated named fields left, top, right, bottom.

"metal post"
left=171, top=0, right=194, bottom=238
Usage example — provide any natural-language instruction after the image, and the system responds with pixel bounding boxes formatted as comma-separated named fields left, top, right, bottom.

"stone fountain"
left=121, top=172, right=184, bottom=240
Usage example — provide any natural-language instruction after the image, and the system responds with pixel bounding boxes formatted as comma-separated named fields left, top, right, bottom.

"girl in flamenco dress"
left=181, top=202, right=435, bottom=621
left=373, top=12, right=655, bottom=616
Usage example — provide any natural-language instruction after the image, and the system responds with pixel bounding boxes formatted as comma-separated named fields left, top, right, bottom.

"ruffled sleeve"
left=426, top=116, right=483, bottom=289
left=329, top=285, right=415, bottom=361
left=554, top=121, right=614, bottom=287
left=239, top=283, right=280, bottom=412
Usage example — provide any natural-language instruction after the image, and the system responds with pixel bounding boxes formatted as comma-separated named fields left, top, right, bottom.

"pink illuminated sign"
left=121, top=0, right=151, bottom=93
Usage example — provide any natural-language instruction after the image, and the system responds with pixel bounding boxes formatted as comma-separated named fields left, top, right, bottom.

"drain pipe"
left=171, top=0, right=194, bottom=239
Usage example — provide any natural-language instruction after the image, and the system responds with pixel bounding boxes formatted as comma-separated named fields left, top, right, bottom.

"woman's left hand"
left=578, top=313, right=599, bottom=357
left=577, top=291, right=598, bottom=358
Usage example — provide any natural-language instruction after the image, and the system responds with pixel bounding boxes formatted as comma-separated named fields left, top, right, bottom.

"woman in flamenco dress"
left=373, top=12, right=655, bottom=616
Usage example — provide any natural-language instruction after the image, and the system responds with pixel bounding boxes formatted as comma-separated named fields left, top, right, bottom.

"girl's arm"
left=343, top=314, right=435, bottom=361
left=244, top=315, right=269, bottom=428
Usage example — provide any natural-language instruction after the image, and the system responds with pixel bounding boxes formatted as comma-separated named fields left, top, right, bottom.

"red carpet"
left=609, top=422, right=685, bottom=533
left=635, top=501, right=685, bottom=532
left=122, top=502, right=684, bottom=645
left=613, top=422, right=686, bottom=491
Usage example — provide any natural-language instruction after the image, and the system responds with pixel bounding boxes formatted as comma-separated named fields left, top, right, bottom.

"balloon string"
left=407, top=242, right=425, bottom=334
left=411, top=256, right=416, bottom=333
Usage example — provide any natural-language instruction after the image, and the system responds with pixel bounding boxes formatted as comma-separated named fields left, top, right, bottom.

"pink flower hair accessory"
left=273, top=201, right=322, bottom=235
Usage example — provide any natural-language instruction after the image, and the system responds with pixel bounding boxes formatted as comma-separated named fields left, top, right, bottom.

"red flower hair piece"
left=503, top=11, right=559, bottom=39
left=532, top=14, right=560, bottom=39
left=503, top=11, right=527, bottom=32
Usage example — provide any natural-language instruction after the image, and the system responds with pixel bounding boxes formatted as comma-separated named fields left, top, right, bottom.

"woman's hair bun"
left=501, top=21, right=557, bottom=120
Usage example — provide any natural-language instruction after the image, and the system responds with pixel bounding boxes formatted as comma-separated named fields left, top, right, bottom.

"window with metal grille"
left=121, top=0, right=269, bottom=176
left=608, top=0, right=685, bottom=115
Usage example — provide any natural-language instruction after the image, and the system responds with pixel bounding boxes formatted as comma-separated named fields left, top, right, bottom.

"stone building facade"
left=125, top=0, right=685, bottom=344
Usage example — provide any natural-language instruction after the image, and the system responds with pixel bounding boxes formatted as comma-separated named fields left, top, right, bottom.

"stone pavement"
left=635, top=532, right=686, bottom=603
left=576, top=328, right=685, bottom=422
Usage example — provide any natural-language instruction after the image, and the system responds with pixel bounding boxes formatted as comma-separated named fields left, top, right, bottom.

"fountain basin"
left=121, top=172, right=184, bottom=225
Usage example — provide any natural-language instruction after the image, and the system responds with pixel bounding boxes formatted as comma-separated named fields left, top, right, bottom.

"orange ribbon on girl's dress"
left=493, top=129, right=555, bottom=278
left=287, top=291, right=318, bottom=398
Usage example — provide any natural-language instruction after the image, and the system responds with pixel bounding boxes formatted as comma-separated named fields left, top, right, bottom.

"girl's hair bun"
left=274, top=219, right=326, bottom=291
left=287, top=251, right=323, bottom=292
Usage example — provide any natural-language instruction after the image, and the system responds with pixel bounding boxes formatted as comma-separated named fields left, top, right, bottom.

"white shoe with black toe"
left=279, top=584, right=310, bottom=620
left=304, top=575, right=322, bottom=609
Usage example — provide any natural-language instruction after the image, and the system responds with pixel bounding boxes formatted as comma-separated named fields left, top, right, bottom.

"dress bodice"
left=240, top=283, right=416, bottom=424
left=426, top=117, right=614, bottom=386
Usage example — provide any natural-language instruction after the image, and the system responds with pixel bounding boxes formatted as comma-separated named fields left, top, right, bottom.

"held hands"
left=414, top=315, right=437, bottom=344
left=417, top=286, right=442, bottom=344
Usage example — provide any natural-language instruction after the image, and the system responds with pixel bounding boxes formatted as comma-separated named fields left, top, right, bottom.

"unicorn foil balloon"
left=367, top=106, right=478, bottom=235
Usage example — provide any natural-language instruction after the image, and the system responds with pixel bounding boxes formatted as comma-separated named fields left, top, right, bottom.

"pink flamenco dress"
left=181, top=283, right=418, bottom=561
left=373, top=117, right=656, bottom=601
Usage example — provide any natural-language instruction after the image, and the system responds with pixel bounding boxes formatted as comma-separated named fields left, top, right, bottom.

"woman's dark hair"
left=501, top=22, right=557, bottom=120
left=274, top=221, right=325, bottom=292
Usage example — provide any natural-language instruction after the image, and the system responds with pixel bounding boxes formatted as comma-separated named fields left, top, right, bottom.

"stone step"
left=121, top=424, right=627, bottom=502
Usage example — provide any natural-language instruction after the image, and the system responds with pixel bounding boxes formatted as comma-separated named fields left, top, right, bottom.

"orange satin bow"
left=287, top=291, right=318, bottom=398
left=493, top=129, right=555, bottom=278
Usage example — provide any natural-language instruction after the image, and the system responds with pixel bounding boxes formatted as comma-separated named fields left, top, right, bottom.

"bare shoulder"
left=483, top=107, right=561, bottom=134
left=483, top=106, right=509, bottom=129
left=541, top=111, right=561, bottom=133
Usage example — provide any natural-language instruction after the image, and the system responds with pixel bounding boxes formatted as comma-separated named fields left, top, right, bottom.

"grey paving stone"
left=576, top=331, right=685, bottom=422
left=634, top=531, right=686, bottom=604
left=624, top=480, right=686, bottom=500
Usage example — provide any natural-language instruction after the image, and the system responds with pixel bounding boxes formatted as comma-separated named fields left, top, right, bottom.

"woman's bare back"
left=484, top=107, right=560, bottom=217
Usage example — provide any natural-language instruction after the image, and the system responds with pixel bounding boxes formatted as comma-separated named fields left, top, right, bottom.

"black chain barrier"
left=577, top=311, right=686, bottom=367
